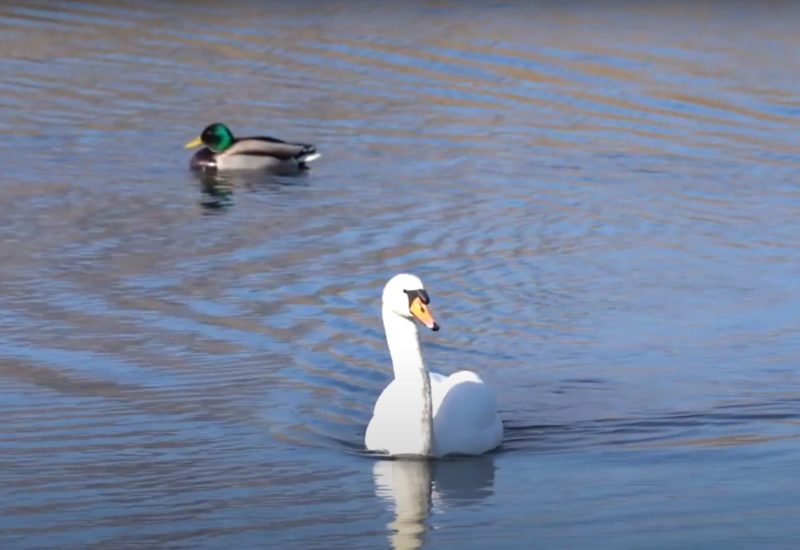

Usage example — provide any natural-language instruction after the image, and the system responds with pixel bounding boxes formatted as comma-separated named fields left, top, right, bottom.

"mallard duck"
left=184, top=122, right=320, bottom=173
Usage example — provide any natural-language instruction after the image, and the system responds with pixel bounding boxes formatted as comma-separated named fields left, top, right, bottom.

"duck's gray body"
left=190, top=136, right=320, bottom=174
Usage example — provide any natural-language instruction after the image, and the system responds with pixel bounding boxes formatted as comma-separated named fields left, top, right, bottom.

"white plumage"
left=365, top=274, right=503, bottom=457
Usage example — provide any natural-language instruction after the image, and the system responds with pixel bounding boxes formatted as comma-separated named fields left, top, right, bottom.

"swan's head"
left=382, top=273, right=439, bottom=331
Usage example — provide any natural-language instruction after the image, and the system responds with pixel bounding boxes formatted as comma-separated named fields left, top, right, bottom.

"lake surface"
left=1, top=1, right=799, bottom=548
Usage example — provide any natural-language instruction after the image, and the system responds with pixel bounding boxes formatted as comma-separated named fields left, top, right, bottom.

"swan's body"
left=185, top=122, right=319, bottom=174
left=367, top=370, right=503, bottom=457
left=365, top=274, right=503, bottom=457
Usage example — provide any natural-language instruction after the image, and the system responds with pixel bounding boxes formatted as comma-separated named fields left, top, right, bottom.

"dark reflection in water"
left=1, top=0, right=800, bottom=548
left=195, top=170, right=311, bottom=210
left=198, top=173, right=235, bottom=210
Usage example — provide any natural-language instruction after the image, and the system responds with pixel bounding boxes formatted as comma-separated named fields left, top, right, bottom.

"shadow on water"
left=193, top=169, right=312, bottom=210
left=372, top=455, right=496, bottom=550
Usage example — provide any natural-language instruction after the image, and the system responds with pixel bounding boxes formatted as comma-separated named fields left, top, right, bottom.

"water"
left=1, top=1, right=799, bottom=548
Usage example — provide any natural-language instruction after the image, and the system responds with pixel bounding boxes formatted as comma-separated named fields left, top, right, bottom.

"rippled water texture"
left=1, top=1, right=799, bottom=548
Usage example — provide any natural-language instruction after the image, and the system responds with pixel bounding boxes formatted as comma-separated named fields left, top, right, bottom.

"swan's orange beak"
left=410, top=296, right=439, bottom=331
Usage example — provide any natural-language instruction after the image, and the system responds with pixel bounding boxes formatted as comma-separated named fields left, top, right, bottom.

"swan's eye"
left=404, top=288, right=430, bottom=309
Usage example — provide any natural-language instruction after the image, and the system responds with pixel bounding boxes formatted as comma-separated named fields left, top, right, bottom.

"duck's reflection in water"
left=372, top=455, right=496, bottom=550
left=194, top=169, right=310, bottom=210
left=197, top=172, right=234, bottom=210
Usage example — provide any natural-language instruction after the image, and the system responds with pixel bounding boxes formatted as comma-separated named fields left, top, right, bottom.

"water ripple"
left=2, top=1, right=800, bottom=548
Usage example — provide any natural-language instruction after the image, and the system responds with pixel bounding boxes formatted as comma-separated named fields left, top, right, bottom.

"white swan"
left=365, top=273, right=503, bottom=457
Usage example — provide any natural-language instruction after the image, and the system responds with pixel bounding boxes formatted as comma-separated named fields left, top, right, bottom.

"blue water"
left=1, top=1, right=799, bottom=548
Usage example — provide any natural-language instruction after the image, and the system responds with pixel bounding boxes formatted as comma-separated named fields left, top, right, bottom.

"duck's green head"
left=184, top=123, right=234, bottom=153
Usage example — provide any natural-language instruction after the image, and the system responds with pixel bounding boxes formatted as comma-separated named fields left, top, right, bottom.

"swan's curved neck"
left=383, top=307, right=433, bottom=456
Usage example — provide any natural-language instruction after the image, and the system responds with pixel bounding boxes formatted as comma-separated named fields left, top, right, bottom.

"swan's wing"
left=430, top=370, right=489, bottom=420
left=430, top=370, right=503, bottom=456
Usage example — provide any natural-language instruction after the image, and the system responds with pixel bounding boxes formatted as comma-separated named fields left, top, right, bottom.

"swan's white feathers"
left=365, top=273, right=503, bottom=457
left=366, top=370, right=502, bottom=457
left=431, top=371, right=503, bottom=456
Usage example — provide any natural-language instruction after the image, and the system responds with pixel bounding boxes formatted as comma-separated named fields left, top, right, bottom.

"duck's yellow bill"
left=184, top=137, right=203, bottom=149
left=410, top=296, right=439, bottom=331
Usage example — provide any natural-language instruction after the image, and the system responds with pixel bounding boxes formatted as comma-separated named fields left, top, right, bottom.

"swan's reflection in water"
left=373, top=455, right=496, bottom=550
